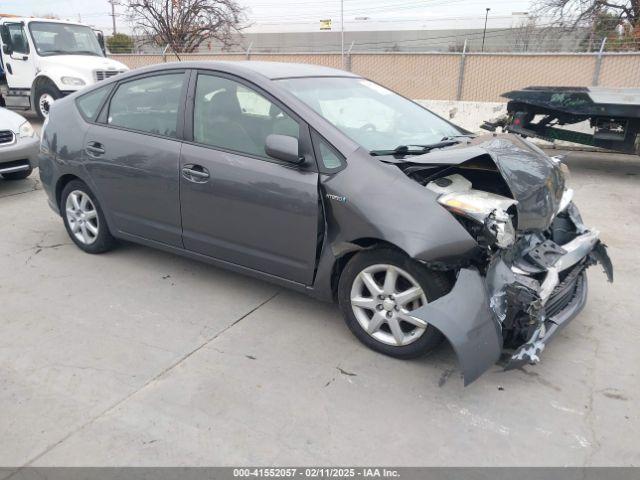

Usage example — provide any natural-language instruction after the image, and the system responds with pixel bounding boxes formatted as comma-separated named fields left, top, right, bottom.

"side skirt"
left=116, top=231, right=309, bottom=294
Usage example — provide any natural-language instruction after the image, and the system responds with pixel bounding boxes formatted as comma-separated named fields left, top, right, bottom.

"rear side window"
left=76, top=85, right=111, bottom=121
left=107, top=73, right=185, bottom=138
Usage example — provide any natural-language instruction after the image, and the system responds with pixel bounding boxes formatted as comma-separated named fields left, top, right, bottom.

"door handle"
left=85, top=141, right=105, bottom=157
left=182, top=164, right=210, bottom=182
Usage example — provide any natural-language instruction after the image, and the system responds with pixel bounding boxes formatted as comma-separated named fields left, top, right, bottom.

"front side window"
left=193, top=74, right=299, bottom=159
left=277, top=77, right=461, bottom=153
left=28, top=22, right=103, bottom=57
left=107, top=73, right=185, bottom=138
left=6, top=24, right=30, bottom=54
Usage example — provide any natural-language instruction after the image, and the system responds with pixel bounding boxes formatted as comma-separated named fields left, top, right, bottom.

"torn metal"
left=395, top=135, right=613, bottom=385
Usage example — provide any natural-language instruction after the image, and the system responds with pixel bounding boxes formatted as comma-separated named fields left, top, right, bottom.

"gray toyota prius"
left=38, top=61, right=613, bottom=385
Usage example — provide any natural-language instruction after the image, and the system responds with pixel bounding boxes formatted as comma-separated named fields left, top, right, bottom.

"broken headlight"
left=437, top=189, right=517, bottom=249
left=483, top=208, right=516, bottom=248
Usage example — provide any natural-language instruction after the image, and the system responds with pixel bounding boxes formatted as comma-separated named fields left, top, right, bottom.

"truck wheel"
left=35, top=84, right=61, bottom=120
left=2, top=167, right=33, bottom=180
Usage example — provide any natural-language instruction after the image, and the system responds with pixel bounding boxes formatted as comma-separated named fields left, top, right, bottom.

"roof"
left=145, top=60, right=359, bottom=80
left=228, top=61, right=358, bottom=79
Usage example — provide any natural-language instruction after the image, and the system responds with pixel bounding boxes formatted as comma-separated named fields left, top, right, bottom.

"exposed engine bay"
left=382, top=135, right=613, bottom=383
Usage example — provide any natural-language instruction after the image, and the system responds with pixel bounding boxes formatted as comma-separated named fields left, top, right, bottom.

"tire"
left=2, top=167, right=33, bottom=180
left=338, top=248, right=451, bottom=359
left=61, top=180, right=116, bottom=254
left=34, top=83, right=61, bottom=120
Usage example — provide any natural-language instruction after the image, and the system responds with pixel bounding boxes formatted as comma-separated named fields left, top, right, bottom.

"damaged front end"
left=394, top=136, right=613, bottom=385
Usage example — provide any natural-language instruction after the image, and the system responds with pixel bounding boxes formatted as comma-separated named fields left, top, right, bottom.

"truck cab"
left=0, top=17, right=128, bottom=119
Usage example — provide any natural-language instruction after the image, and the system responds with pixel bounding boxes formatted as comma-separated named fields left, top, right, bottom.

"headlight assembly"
left=61, top=76, right=86, bottom=86
left=437, top=190, right=518, bottom=249
left=19, top=121, right=36, bottom=139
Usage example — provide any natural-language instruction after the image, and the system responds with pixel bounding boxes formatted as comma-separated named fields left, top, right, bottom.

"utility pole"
left=109, top=0, right=117, bottom=35
left=341, top=0, right=345, bottom=69
left=482, top=7, right=490, bottom=52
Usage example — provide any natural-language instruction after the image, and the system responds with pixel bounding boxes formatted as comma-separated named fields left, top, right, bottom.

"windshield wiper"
left=370, top=139, right=461, bottom=157
left=40, top=49, right=101, bottom=56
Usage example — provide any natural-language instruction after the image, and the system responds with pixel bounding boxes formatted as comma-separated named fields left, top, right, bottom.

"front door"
left=179, top=72, right=320, bottom=285
left=0, top=23, right=36, bottom=89
left=83, top=71, right=188, bottom=247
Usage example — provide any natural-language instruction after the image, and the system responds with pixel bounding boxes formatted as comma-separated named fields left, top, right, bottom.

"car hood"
left=390, top=134, right=565, bottom=231
left=0, top=107, right=29, bottom=132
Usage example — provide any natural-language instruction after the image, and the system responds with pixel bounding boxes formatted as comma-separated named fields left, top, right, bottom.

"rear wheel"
left=1, top=167, right=33, bottom=180
left=61, top=180, right=116, bottom=254
left=337, top=248, right=451, bottom=359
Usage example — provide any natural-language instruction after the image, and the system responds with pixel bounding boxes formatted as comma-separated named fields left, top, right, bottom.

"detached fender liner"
left=409, top=268, right=502, bottom=385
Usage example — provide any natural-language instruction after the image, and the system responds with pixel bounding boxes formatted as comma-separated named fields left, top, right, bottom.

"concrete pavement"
left=0, top=150, right=638, bottom=467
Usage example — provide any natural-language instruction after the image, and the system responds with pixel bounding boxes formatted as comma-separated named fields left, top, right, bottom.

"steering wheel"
left=359, top=123, right=377, bottom=132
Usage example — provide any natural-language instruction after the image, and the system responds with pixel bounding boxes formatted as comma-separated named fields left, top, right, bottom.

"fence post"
left=346, top=40, right=355, bottom=71
left=246, top=41, right=253, bottom=61
left=592, top=37, right=607, bottom=86
left=456, top=39, right=467, bottom=101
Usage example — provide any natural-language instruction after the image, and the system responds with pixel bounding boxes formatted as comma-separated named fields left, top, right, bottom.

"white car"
left=0, top=107, right=38, bottom=180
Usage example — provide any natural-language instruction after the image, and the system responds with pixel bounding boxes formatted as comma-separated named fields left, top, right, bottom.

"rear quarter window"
left=76, top=85, right=112, bottom=121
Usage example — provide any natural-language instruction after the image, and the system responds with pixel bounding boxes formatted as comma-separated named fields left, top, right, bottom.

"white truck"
left=0, top=16, right=129, bottom=119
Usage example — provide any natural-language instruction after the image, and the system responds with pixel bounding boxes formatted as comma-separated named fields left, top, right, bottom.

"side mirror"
left=2, top=44, right=12, bottom=56
left=265, top=134, right=304, bottom=165
left=95, top=31, right=106, bottom=55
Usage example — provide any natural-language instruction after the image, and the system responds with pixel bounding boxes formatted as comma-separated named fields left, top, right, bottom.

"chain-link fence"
left=108, top=51, right=640, bottom=102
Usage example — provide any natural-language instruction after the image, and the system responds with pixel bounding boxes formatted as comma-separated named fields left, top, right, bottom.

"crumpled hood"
left=396, top=134, right=565, bottom=231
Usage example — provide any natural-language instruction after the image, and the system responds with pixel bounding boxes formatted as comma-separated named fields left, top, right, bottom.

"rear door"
left=83, top=70, right=188, bottom=247
left=179, top=71, right=320, bottom=285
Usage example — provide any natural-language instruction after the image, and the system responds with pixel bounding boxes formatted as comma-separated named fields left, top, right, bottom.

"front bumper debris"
left=409, top=202, right=613, bottom=385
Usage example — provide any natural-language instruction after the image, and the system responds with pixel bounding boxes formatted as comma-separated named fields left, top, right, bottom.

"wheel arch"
left=55, top=174, right=82, bottom=211
left=329, top=238, right=411, bottom=301
left=30, top=75, right=61, bottom=109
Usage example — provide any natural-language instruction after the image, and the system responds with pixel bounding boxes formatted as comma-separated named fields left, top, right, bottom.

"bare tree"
left=535, top=0, right=639, bottom=30
left=125, top=0, right=245, bottom=53
left=513, top=16, right=539, bottom=52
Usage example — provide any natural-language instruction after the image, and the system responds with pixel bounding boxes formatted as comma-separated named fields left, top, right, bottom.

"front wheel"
left=61, top=180, right=116, bottom=254
left=338, top=248, right=451, bottom=359
left=35, top=84, right=61, bottom=120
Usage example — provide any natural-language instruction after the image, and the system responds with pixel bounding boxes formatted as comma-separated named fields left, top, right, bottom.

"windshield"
left=28, top=22, right=103, bottom=57
left=277, top=77, right=462, bottom=152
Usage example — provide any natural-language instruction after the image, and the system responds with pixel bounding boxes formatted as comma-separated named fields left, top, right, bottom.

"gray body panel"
left=179, top=143, right=319, bottom=285
left=84, top=124, right=183, bottom=247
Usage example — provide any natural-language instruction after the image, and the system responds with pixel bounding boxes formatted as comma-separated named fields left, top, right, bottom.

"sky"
left=3, top=0, right=534, bottom=33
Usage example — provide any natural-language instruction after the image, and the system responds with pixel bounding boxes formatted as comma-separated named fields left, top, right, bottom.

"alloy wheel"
left=65, top=190, right=99, bottom=245
left=350, top=264, right=429, bottom=346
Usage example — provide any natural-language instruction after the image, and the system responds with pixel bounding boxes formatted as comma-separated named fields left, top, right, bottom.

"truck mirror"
left=95, top=31, right=106, bottom=55
left=2, top=44, right=12, bottom=56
